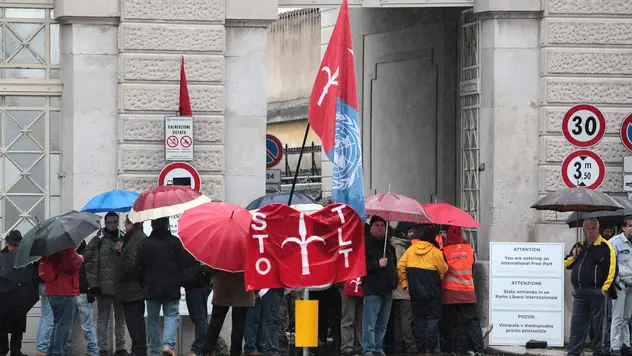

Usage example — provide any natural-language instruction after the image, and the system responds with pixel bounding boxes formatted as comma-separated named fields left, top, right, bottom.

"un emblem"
left=333, top=109, right=362, bottom=191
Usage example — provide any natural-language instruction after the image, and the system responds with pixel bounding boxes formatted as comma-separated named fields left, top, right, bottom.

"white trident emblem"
left=351, top=278, right=361, bottom=293
left=317, top=66, right=339, bottom=106
left=282, top=212, right=326, bottom=275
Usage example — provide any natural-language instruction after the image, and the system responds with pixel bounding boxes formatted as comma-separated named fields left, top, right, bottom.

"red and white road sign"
left=158, top=162, right=201, bottom=192
left=562, top=104, right=606, bottom=148
left=561, top=150, right=606, bottom=189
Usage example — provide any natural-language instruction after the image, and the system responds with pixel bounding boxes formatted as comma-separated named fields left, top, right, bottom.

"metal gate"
left=459, top=9, right=480, bottom=250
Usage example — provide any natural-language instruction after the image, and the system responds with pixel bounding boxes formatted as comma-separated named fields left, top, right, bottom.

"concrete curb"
left=487, top=345, right=587, bottom=356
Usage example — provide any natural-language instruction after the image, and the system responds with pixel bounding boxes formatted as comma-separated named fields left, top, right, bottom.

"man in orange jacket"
left=441, top=226, right=484, bottom=356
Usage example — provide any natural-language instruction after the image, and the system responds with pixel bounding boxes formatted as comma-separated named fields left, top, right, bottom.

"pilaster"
left=474, top=1, right=542, bottom=259
left=223, top=0, right=278, bottom=206
left=56, top=0, right=120, bottom=212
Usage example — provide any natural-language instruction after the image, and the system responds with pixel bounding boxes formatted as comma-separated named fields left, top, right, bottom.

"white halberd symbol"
left=282, top=212, right=325, bottom=275
left=317, top=66, right=339, bottom=106
left=351, top=278, right=361, bottom=293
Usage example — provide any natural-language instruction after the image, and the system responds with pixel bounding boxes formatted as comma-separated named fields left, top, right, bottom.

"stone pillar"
left=224, top=0, right=278, bottom=207
left=474, top=0, right=542, bottom=260
left=56, top=0, right=120, bottom=211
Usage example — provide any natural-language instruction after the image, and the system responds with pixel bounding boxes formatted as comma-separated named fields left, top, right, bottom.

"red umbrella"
left=128, top=185, right=211, bottom=223
left=422, top=202, right=481, bottom=228
left=178, top=202, right=251, bottom=272
left=365, top=193, right=432, bottom=224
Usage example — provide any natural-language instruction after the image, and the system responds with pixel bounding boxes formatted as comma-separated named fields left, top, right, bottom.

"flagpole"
left=287, top=123, right=311, bottom=206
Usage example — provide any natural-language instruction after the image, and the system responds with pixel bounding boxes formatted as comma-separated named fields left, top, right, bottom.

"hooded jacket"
left=39, top=248, right=83, bottom=296
left=84, top=228, right=123, bottom=295
left=565, top=235, right=616, bottom=292
left=442, top=227, right=476, bottom=304
left=397, top=240, right=448, bottom=301
left=391, top=233, right=412, bottom=300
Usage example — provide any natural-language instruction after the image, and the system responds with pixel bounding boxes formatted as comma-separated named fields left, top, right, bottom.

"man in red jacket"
left=39, top=247, right=83, bottom=356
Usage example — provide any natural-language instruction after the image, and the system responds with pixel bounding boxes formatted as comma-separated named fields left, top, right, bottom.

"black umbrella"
left=565, top=197, right=632, bottom=228
left=15, top=210, right=101, bottom=267
left=246, top=192, right=316, bottom=210
left=530, top=187, right=622, bottom=213
left=0, top=250, right=39, bottom=312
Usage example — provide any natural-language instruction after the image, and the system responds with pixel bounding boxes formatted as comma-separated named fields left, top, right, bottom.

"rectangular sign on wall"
left=164, top=116, right=194, bottom=161
left=489, top=242, right=565, bottom=347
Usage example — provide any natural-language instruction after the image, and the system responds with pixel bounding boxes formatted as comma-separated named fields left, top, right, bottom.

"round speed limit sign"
left=562, top=104, right=606, bottom=148
left=561, top=150, right=606, bottom=189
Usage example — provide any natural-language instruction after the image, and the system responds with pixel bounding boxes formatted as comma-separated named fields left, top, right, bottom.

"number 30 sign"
left=562, top=104, right=606, bottom=148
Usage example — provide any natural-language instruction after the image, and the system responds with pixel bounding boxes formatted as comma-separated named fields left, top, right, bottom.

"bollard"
left=295, top=289, right=318, bottom=353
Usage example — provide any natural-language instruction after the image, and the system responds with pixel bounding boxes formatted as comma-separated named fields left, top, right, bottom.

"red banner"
left=244, top=203, right=366, bottom=290
left=343, top=277, right=363, bottom=297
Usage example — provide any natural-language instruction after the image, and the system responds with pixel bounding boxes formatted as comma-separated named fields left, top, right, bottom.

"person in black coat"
left=362, top=216, right=398, bottom=356
left=135, top=217, right=197, bottom=356
left=0, top=230, right=37, bottom=356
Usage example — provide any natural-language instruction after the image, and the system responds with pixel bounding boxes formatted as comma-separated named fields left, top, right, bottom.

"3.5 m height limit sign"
left=165, top=116, right=194, bottom=161
left=561, top=150, right=606, bottom=189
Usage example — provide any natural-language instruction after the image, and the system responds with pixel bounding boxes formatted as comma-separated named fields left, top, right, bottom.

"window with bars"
left=1, top=95, right=61, bottom=234
left=0, top=7, right=59, bottom=80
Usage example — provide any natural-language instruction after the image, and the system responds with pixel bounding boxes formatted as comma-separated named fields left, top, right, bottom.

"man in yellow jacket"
left=397, top=225, right=448, bottom=356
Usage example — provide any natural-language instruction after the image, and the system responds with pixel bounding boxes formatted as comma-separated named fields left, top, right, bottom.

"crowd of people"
left=566, top=217, right=632, bottom=356
left=0, top=212, right=484, bottom=356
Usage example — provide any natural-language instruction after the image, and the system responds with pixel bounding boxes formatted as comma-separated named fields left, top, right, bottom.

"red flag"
left=307, top=0, right=357, bottom=155
left=343, top=277, right=363, bottom=297
left=179, top=56, right=192, bottom=116
left=244, top=203, right=366, bottom=290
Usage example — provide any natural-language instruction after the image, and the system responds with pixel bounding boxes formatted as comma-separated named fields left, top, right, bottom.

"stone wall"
left=539, top=0, right=632, bottom=222
left=117, top=0, right=226, bottom=200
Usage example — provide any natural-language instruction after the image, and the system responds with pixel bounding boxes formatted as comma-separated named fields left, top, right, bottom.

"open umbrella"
left=15, top=210, right=101, bottom=267
left=246, top=192, right=316, bottom=210
left=0, top=251, right=38, bottom=312
left=249, top=203, right=324, bottom=216
left=365, top=193, right=432, bottom=224
left=421, top=202, right=481, bottom=228
left=565, top=197, right=632, bottom=228
left=178, top=202, right=251, bottom=272
left=128, top=185, right=211, bottom=223
left=530, top=187, right=622, bottom=213
left=81, top=189, right=140, bottom=213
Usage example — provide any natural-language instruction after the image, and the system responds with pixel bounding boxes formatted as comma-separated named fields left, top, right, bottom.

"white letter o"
left=256, top=258, right=271, bottom=275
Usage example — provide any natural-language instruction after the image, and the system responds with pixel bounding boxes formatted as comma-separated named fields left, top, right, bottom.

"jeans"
left=67, top=294, right=98, bottom=356
left=36, top=284, right=54, bottom=354
left=146, top=299, right=179, bottom=356
left=185, top=286, right=211, bottom=355
left=122, top=300, right=147, bottom=356
left=203, top=306, right=247, bottom=356
left=47, top=295, right=77, bottom=356
left=340, top=294, right=363, bottom=353
left=568, top=289, right=606, bottom=356
left=362, top=293, right=393, bottom=356
left=262, top=288, right=284, bottom=356
left=611, top=284, right=632, bottom=351
left=96, top=295, right=126, bottom=352
left=244, top=298, right=264, bottom=353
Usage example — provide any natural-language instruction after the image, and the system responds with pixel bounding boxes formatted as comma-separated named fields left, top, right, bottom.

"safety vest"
left=435, top=235, right=444, bottom=250
left=442, top=243, right=474, bottom=291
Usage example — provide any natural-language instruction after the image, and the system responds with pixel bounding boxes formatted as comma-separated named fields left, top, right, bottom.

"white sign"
left=625, top=175, right=632, bottom=192
left=142, top=216, right=212, bottom=316
left=165, top=116, right=194, bottom=161
left=489, top=242, right=565, bottom=347
left=625, top=156, right=632, bottom=173
left=562, top=104, right=605, bottom=148
left=266, top=169, right=282, bottom=184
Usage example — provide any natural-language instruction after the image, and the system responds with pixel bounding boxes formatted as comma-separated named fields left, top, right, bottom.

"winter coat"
left=135, top=229, right=198, bottom=301
left=0, top=247, right=38, bottom=333
left=391, top=236, right=412, bottom=300
left=211, top=271, right=255, bottom=307
left=565, top=235, right=616, bottom=291
left=84, top=229, right=123, bottom=296
left=362, top=231, right=398, bottom=297
left=182, top=250, right=214, bottom=290
left=115, top=225, right=147, bottom=302
left=609, top=233, right=632, bottom=286
left=39, top=248, right=83, bottom=296
left=397, top=240, right=448, bottom=301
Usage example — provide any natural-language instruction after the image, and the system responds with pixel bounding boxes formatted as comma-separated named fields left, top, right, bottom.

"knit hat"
left=395, top=222, right=417, bottom=237
left=5, top=230, right=22, bottom=244
left=412, top=225, right=438, bottom=242
left=369, top=215, right=386, bottom=227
